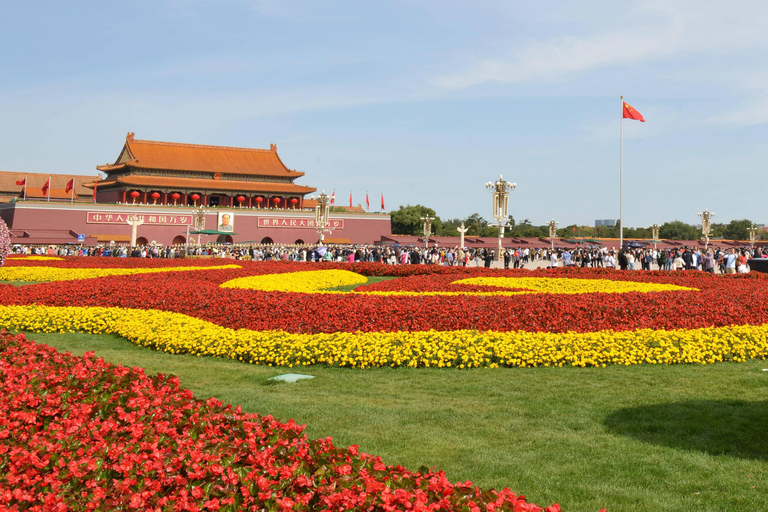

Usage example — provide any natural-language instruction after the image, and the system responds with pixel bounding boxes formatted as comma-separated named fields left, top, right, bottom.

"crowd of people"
left=542, top=246, right=766, bottom=273
left=10, top=242, right=767, bottom=273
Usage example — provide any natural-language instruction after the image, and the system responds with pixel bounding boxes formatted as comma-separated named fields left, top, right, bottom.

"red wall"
left=0, top=202, right=391, bottom=246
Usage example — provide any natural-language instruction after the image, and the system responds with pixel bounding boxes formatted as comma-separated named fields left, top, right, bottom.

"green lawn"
left=325, top=275, right=398, bottom=292
left=25, top=331, right=768, bottom=512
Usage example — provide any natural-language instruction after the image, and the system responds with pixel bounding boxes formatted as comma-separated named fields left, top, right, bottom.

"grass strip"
left=24, top=331, right=768, bottom=512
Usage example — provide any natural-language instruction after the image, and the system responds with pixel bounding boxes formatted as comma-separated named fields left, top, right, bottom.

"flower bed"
left=1, top=259, right=767, bottom=367
left=0, top=331, right=565, bottom=511
left=5, top=255, right=63, bottom=261
left=0, top=264, right=240, bottom=282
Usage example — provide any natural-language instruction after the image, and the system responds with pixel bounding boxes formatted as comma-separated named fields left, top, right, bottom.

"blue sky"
left=1, top=0, right=766, bottom=227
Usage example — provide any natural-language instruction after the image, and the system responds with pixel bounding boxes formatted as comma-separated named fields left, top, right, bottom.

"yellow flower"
left=221, top=269, right=367, bottom=292
left=0, top=264, right=240, bottom=282
left=2, top=304, right=766, bottom=369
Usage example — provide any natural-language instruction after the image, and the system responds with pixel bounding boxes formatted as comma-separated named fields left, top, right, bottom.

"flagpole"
left=620, top=95, right=624, bottom=249
left=23, top=174, right=27, bottom=201
left=47, top=176, right=51, bottom=202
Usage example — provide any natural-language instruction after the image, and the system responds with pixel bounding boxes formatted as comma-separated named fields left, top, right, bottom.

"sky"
left=1, top=0, right=767, bottom=228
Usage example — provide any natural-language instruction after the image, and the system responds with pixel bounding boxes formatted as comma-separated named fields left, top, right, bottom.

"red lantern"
left=171, top=192, right=180, bottom=205
left=129, top=190, right=140, bottom=204
left=272, top=197, right=281, bottom=204
left=236, top=195, right=245, bottom=203
left=290, top=198, right=298, bottom=205
left=190, top=193, right=200, bottom=206
left=150, top=192, right=160, bottom=204
left=255, top=196, right=263, bottom=204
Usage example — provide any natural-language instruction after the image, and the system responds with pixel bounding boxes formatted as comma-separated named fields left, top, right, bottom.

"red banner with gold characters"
left=257, top=217, right=345, bottom=229
left=87, top=212, right=192, bottom=225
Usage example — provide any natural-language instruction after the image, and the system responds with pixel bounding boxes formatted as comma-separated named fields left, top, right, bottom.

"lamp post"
left=651, top=223, right=660, bottom=250
left=311, top=191, right=332, bottom=243
left=126, top=214, right=145, bottom=247
left=697, top=208, right=715, bottom=250
left=457, top=222, right=469, bottom=249
left=548, top=219, right=558, bottom=252
left=420, top=215, right=433, bottom=248
left=748, top=225, right=758, bottom=250
left=485, top=175, right=516, bottom=261
left=184, top=208, right=209, bottom=255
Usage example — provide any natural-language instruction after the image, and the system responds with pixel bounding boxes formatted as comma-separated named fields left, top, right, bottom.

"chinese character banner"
left=256, top=217, right=344, bottom=229
left=87, top=212, right=192, bottom=225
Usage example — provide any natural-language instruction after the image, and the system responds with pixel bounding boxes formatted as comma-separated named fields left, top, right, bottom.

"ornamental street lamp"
left=184, top=208, right=209, bottom=254
left=748, top=224, right=758, bottom=250
left=697, top=208, right=715, bottom=250
left=548, top=219, right=558, bottom=252
left=126, top=214, right=144, bottom=247
left=420, top=215, right=434, bottom=248
left=651, top=223, right=660, bottom=250
left=485, top=175, right=516, bottom=261
left=311, top=191, right=332, bottom=243
left=457, top=222, right=469, bottom=249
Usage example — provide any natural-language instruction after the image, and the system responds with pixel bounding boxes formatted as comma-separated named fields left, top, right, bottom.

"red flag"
left=41, top=177, right=50, bottom=195
left=65, top=178, right=75, bottom=193
left=349, top=191, right=352, bottom=208
left=380, top=192, right=385, bottom=211
left=15, top=178, right=26, bottom=186
left=330, top=190, right=335, bottom=205
left=623, top=101, right=645, bottom=122
left=365, top=192, right=370, bottom=211
left=93, top=181, right=98, bottom=202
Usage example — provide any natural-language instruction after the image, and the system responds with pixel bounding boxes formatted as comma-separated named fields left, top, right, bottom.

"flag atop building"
left=330, top=190, right=335, bottom=205
left=15, top=177, right=26, bottom=186
left=65, top=178, right=75, bottom=193
left=41, top=176, right=51, bottom=201
left=349, top=191, right=352, bottom=208
left=365, top=192, right=370, bottom=211
left=380, top=192, right=385, bottom=211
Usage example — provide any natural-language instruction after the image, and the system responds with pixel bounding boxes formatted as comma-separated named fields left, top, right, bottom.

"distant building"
left=595, top=219, right=616, bottom=227
left=93, top=132, right=316, bottom=208
left=0, top=171, right=100, bottom=203
left=0, top=134, right=391, bottom=246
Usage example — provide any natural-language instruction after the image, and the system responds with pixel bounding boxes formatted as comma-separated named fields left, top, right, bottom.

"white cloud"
left=432, top=0, right=768, bottom=93
left=433, top=3, right=683, bottom=89
left=710, top=95, right=768, bottom=128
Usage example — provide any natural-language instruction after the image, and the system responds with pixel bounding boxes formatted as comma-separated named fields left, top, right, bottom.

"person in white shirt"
left=626, top=251, right=635, bottom=270
left=550, top=251, right=559, bottom=268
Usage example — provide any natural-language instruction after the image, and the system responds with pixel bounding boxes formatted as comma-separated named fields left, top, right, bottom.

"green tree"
left=624, top=226, right=651, bottom=239
left=557, top=224, right=578, bottom=238
left=722, top=219, right=754, bottom=241
left=508, top=219, right=548, bottom=238
left=437, top=218, right=463, bottom=236
left=709, top=223, right=726, bottom=239
left=459, top=213, right=494, bottom=236
left=389, top=205, right=442, bottom=235
left=659, top=220, right=699, bottom=240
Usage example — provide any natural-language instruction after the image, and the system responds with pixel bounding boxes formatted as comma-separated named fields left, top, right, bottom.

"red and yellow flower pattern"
left=1, top=258, right=766, bottom=368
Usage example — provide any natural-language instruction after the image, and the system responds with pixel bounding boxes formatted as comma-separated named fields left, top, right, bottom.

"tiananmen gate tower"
left=0, top=133, right=391, bottom=246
